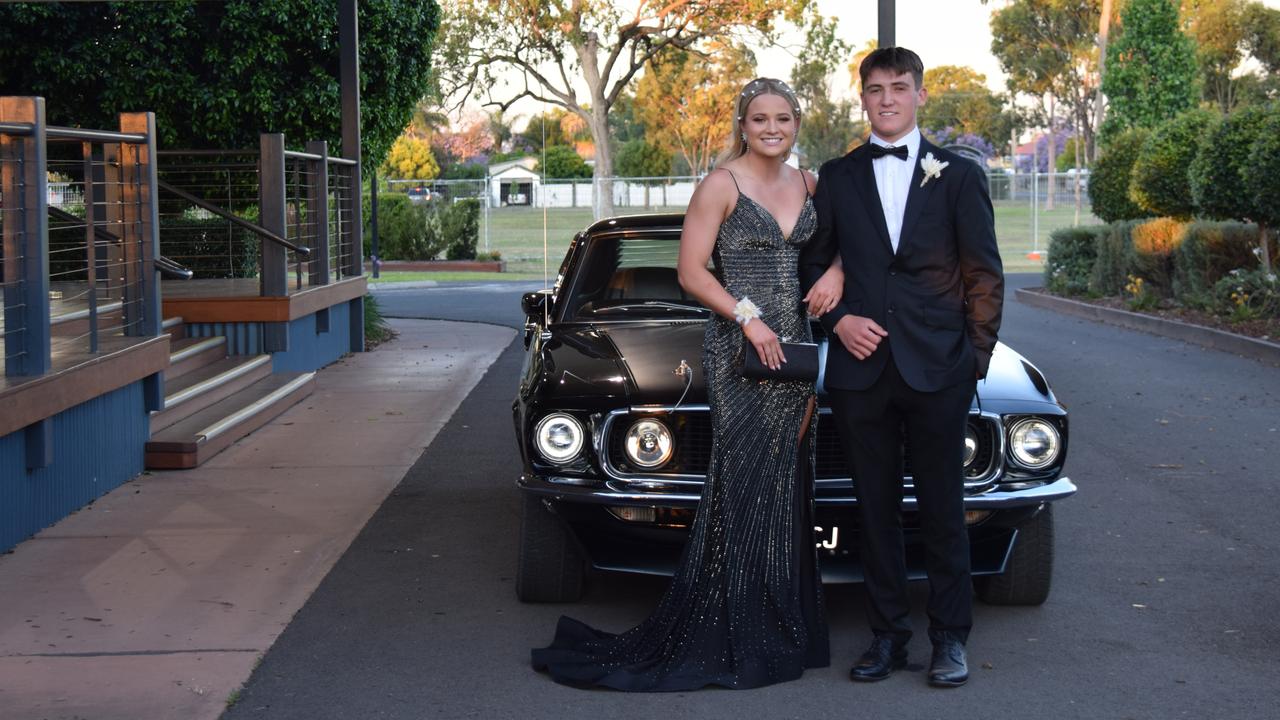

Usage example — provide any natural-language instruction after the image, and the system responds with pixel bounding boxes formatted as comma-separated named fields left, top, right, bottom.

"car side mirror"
left=522, top=290, right=550, bottom=319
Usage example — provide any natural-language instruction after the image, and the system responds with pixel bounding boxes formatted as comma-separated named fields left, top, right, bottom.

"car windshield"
left=567, top=233, right=709, bottom=320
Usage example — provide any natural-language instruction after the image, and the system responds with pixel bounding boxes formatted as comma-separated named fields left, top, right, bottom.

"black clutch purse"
left=742, top=341, right=819, bottom=382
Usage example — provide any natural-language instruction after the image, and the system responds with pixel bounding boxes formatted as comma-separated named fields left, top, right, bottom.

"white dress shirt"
left=869, top=127, right=921, bottom=253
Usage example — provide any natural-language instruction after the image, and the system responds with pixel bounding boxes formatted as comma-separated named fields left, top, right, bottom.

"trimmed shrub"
left=1190, top=105, right=1267, bottom=224
left=1130, top=109, right=1217, bottom=219
left=1173, top=222, right=1261, bottom=308
left=1088, top=127, right=1152, bottom=223
left=364, top=192, right=447, bottom=261
left=1044, top=225, right=1109, bottom=296
left=1244, top=106, right=1280, bottom=271
left=1090, top=220, right=1140, bottom=296
left=442, top=199, right=481, bottom=260
left=1129, top=217, right=1189, bottom=296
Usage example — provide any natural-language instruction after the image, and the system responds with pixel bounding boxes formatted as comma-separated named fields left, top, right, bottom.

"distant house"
left=488, top=157, right=540, bottom=206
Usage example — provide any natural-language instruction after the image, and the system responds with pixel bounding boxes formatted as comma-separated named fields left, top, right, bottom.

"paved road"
left=223, top=275, right=1278, bottom=719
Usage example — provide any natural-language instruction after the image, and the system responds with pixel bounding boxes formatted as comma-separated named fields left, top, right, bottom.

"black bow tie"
left=869, top=144, right=909, bottom=161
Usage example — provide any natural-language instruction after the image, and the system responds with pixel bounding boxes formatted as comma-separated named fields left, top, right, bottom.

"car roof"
left=583, top=213, right=684, bottom=235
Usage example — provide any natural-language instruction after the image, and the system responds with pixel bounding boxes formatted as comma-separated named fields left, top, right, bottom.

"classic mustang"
left=513, top=213, right=1076, bottom=605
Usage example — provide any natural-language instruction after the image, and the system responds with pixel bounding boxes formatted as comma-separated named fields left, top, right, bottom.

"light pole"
left=879, top=0, right=895, bottom=47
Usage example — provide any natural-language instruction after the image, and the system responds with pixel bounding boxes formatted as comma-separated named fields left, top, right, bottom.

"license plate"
left=814, top=525, right=840, bottom=551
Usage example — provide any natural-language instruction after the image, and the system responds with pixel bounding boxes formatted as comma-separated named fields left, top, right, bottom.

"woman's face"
left=741, top=92, right=797, bottom=159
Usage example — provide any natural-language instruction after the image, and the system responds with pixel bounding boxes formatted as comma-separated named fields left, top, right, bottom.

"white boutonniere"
left=920, top=152, right=950, bottom=187
left=732, top=296, right=760, bottom=326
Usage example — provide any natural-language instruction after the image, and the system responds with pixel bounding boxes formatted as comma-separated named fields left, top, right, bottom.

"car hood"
left=545, top=323, right=1057, bottom=408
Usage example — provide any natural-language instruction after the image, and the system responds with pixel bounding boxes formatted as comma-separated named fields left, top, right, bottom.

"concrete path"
left=0, top=319, right=515, bottom=720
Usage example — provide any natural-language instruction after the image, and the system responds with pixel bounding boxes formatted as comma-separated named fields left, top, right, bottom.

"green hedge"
left=1044, top=225, right=1109, bottom=296
left=1090, top=220, right=1141, bottom=296
left=1130, top=109, right=1217, bottom=220
left=1088, top=127, right=1152, bottom=224
left=362, top=194, right=481, bottom=261
left=442, top=199, right=480, bottom=260
left=1172, top=222, right=1261, bottom=308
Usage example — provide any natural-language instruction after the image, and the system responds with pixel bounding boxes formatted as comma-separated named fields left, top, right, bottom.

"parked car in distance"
left=406, top=185, right=434, bottom=203
left=513, top=213, right=1076, bottom=606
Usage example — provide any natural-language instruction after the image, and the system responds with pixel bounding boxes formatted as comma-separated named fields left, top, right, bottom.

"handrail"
left=156, top=179, right=312, bottom=257
left=2, top=123, right=149, bottom=144
left=47, top=205, right=194, bottom=280
left=283, top=149, right=357, bottom=166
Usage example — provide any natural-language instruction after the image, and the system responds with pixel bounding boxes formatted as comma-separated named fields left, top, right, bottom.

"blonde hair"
left=715, top=77, right=803, bottom=168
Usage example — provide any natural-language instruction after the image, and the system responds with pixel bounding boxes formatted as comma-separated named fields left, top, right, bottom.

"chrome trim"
left=165, top=354, right=271, bottom=408
left=197, top=373, right=315, bottom=442
left=599, top=405, right=1006, bottom=490
left=51, top=301, right=124, bottom=325
left=520, top=474, right=1077, bottom=510
left=169, top=336, right=225, bottom=364
left=533, top=412, right=586, bottom=465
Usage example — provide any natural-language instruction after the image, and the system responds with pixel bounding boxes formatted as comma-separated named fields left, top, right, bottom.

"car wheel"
left=516, top=494, right=587, bottom=603
left=975, top=504, right=1054, bottom=606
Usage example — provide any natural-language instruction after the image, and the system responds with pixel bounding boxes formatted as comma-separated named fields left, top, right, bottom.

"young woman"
left=532, top=77, right=844, bottom=691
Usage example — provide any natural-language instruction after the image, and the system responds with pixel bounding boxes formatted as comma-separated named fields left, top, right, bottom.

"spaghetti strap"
left=798, top=169, right=813, bottom=197
left=721, top=168, right=742, bottom=193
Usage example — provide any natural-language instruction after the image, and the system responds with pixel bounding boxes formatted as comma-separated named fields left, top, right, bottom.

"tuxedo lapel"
left=849, top=147, right=894, bottom=255
left=897, top=139, right=941, bottom=256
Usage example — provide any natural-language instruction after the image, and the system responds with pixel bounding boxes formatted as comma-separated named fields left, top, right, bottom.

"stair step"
left=151, top=354, right=273, bottom=434
left=162, top=316, right=186, bottom=340
left=167, top=336, right=227, bottom=379
left=145, top=371, right=316, bottom=469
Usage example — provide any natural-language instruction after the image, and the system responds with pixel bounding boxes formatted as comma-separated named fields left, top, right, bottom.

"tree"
left=1243, top=105, right=1280, bottom=271
left=1129, top=108, right=1217, bottom=219
left=438, top=0, right=810, bottom=219
left=1189, top=104, right=1273, bottom=269
left=990, top=0, right=1104, bottom=161
left=917, top=65, right=1019, bottom=150
left=1101, top=0, right=1200, bottom=138
left=382, top=134, right=441, bottom=180
left=635, top=41, right=756, bottom=177
left=433, top=116, right=495, bottom=164
left=0, top=1, right=441, bottom=174
left=791, top=14, right=859, bottom=167
left=1088, top=127, right=1152, bottom=222
left=537, top=145, right=592, bottom=179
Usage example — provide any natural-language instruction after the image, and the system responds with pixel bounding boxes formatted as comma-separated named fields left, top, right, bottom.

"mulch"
left=1079, top=295, right=1278, bottom=342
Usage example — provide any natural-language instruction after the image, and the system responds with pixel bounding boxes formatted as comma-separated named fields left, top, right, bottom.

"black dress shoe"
left=927, top=638, right=969, bottom=687
left=849, top=637, right=908, bottom=682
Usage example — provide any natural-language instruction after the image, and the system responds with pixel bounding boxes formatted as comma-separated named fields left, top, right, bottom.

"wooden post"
left=119, top=113, right=161, bottom=339
left=339, top=0, right=365, bottom=353
left=259, top=133, right=289, bottom=352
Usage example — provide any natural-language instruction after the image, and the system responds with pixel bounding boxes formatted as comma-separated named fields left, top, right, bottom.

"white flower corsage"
left=732, top=296, right=761, bottom=326
left=920, top=151, right=950, bottom=187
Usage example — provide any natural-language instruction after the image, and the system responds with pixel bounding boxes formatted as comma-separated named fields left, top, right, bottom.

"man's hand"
left=832, top=315, right=887, bottom=360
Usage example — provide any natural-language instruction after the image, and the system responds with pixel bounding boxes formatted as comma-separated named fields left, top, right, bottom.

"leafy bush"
left=1088, top=128, right=1152, bottom=223
left=1090, top=220, right=1140, bottom=296
left=1212, top=268, right=1280, bottom=321
left=1130, top=109, right=1216, bottom=219
left=159, top=214, right=261, bottom=279
left=1044, top=225, right=1109, bottom=296
left=442, top=199, right=481, bottom=260
left=364, top=192, right=446, bottom=261
left=1190, top=105, right=1267, bottom=224
left=1129, top=217, right=1189, bottom=296
left=537, top=145, right=592, bottom=179
left=1173, top=222, right=1262, bottom=308
left=1244, top=105, right=1280, bottom=270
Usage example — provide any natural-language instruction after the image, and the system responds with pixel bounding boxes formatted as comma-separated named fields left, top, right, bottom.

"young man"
left=799, top=47, right=1004, bottom=688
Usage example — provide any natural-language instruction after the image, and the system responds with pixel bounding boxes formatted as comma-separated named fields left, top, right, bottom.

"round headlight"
left=623, top=419, right=674, bottom=469
left=963, top=425, right=979, bottom=467
left=1008, top=418, right=1061, bottom=469
left=534, top=413, right=584, bottom=464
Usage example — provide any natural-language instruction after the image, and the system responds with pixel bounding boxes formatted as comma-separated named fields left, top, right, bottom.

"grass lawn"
left=464, top=198, right=1101, bottom=277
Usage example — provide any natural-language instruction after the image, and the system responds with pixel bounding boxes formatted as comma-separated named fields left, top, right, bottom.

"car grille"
left=604, top=409, right=1000, bottom=486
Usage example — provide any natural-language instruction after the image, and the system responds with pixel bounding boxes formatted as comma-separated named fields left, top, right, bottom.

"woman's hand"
left=743, top=319, right=785, bottom=371
left=803, top=261, right=844, bottom=316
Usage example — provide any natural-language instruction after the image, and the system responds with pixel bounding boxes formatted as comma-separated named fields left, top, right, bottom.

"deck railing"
left=2, top=97, right=162, bottom=378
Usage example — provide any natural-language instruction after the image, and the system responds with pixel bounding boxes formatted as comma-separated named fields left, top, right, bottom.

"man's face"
left=860, top=68, right=927, bottom=143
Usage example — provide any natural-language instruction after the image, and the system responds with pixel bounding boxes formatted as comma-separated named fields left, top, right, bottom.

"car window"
left=567, top=235, right=707, bottom=320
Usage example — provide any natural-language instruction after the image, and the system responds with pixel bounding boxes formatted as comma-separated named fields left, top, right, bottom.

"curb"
left=1015, top=287, right=1280, bottom=367
left=367, top=260, right=505, bottom=272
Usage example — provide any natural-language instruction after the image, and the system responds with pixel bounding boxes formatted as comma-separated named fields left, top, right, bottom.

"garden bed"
left=367, top=259, right=505, bottom=273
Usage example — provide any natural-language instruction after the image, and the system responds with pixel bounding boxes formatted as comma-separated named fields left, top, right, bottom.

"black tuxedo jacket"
left=800, top=138, right=1004, bottom=392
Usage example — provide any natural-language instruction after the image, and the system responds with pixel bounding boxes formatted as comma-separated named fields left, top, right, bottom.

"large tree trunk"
left=1093, top=0, right=1113, bottom=162
left=590, top=103, right=615, bottom=219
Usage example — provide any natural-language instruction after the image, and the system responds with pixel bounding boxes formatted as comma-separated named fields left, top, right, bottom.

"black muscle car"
left=514, top=213, right=1076, bottom=604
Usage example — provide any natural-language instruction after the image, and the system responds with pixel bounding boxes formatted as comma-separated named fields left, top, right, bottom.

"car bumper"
left=518, top=473, right=1077, bottom=509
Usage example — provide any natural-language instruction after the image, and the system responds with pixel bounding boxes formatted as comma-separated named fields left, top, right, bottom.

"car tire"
left=516, top=494, right=587, bottom=603
left=975, top=504, right=1054, bottom=606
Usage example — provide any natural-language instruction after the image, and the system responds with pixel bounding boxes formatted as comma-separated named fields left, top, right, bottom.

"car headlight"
left=623, top=419, right=674, bottom=469
left=963, top=425, right=979, bottom=467
left=534, top=413, right=585, bottom=464
left=1007, top=418, right=1061, bottom=469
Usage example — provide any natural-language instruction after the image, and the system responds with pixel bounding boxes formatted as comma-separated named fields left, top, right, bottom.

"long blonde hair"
left=714, top=77, right=803, bottom=168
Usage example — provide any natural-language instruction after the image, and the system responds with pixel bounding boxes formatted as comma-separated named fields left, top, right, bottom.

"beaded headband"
left=736, top=78, right=802, bottom=123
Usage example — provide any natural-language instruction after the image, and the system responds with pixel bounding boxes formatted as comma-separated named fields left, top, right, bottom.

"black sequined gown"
left=531, top=183, right=830, bottom=691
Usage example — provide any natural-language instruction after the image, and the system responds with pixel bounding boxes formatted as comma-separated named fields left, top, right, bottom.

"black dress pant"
left=828, top=352, right=976, bottom=644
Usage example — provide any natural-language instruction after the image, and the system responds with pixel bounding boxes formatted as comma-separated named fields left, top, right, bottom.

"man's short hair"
left=859, top=47, right=925, bottom=90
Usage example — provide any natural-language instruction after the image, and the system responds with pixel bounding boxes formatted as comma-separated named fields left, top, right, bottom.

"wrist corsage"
left=733, top=296, right=761, bottom=327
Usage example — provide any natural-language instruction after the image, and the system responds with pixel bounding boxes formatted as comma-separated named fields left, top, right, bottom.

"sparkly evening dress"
left=531, top=170, right=829, bottom=691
